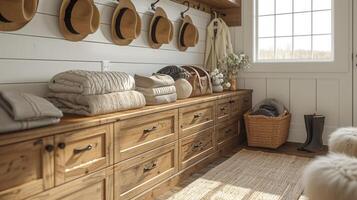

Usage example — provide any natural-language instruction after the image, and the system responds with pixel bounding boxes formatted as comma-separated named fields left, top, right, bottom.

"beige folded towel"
left=145, top=93, right=177, bottom=106
left=136, top=86, right=176, bottom=97
left=135, top=74, right=175, bottom=88
left=0, top=107, right=60, bottom=133
left=0, top=91, right=63, bottom=121
left=48, top=91, right=146, bottom=116
left=49, top=70, right=135, bottom=95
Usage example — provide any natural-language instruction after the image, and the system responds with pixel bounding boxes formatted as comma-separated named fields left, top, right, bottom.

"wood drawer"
left=232, top=94, right=252, bottom=117
left=114, top=143, right=178, bottom=200
left=179, top=127, right=215, bottom=170
left=0, top=137, right=54, bottom=200
left=55, top=124, right=113, bottom=185
left=179, top=101, right=215, bottom=138
left=115, top=110, right=178, bottom=162
left=217, top=119, right=240, bottom=149
left=216, top=98, right=231, bottom=124
left=28, top=167, right=113, bottom=200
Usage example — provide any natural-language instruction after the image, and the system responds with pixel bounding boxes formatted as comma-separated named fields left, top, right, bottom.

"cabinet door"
left=55, top=124, right=113, bottom=185
left=28, top=168, right=113, bottom=200
left=0, top=137, right=54, bottom=200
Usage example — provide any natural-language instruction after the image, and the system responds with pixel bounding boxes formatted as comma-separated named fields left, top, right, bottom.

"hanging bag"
left=181, top=65, right=212, bottom=97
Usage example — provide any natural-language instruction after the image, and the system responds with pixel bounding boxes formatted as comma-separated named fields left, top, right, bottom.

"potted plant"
left=219, top=52, right=250, bottom=91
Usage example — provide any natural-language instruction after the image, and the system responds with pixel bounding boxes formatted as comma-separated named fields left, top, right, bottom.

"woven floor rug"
left=167, top=149, right=311, bottom=200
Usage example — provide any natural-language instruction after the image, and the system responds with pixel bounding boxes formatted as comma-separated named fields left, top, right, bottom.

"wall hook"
left=180, top=1, right=190, bottom=18
left=151, top=0, right=160, bottom=11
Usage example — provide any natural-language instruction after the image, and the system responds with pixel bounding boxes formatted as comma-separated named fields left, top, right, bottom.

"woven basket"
left=244, top=111, right=291, bottom=149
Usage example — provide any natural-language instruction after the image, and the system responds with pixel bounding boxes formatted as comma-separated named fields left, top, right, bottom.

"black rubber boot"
left=304, top=115, right=325, bottom=153
left=298, top=115, right=314, bottom=151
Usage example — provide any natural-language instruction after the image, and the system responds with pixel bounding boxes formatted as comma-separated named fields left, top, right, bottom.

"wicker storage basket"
left=244, top=111, right=291, bottom=149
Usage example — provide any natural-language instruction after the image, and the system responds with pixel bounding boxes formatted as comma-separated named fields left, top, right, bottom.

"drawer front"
left=115, top=110, right=178, bottom=162
left=179, top=127, right=215, bottom=170
left=28, top=168, right=113, bottom=200
left=179, top=101, right=215, bottom=138
left=232, top=94, right=252, bottom=117
left=0, top=137, right=54, bottom=200
left=114, top=143, right=178, bottom=200
left=55, top=124, right=113, bottom=185
left=217, top=119, right=240, bottom=145
left=216, top=98, right=231, bottom=124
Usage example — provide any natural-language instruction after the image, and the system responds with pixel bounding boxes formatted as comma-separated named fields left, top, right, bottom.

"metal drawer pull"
left=193, top=113, right=202, bottom=119
left=143, top=126, right=157, bottom=134
left=73, top=144, right=93, bottom=154
left=143, top=160, right=158, bottom=172
left=220, top=107, right=226, bottom=111
left=225, top=129, right=232, bottom=134
left=192, top=141, right=203, bottom=149
left=229, top=100, right=235, bottom=104
left=244, top=98, right=249, bottom=103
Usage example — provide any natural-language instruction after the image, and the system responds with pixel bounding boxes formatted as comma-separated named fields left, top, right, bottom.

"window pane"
left=258, top=16, right=275, bottom=37
left=258, top=38, right=275, bottom=60
left=313, top=35, right=332, bottom=59
left=276, top=37, right=293, bottom=59
left=276, top=14, right=292, bottom=36
left=293, top=36, right=312, bottom=59
left=276, top=0, right=292, bottom=14
left=258, top=0, right=275, bottom=15
left=294, top=12, right=311, bottom=35
left=313, top=11, right=331, bottom=34
left=294, top=0, right=311, bottom=12
left=313, top=0, right=331, bottom=10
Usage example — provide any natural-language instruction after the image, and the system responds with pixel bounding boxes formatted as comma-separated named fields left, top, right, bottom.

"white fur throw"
left=329, top=127, right=357, bottom=157
left=303, top=153, right=357, bottom=200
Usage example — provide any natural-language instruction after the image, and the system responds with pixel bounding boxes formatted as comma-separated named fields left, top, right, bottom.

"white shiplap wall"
left=0, top=0, right=210, bottom=96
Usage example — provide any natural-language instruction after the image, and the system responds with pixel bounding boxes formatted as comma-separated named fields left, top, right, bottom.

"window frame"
left=254, top=0, right=335, bottom=63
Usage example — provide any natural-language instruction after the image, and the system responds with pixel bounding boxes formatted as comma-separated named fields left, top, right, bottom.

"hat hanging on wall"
left=148, top=7, right=173, bottom=49
left=111, top=0, right=141, bottom=45
left=0, top=0, right=39, bottom=31
left=59, top=0, right=100, bottom=42
left=178, top=15, right=199, bottom=51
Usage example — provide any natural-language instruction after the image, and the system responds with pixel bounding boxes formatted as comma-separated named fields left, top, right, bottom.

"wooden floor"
left=157, top=143, right=328, bottom=200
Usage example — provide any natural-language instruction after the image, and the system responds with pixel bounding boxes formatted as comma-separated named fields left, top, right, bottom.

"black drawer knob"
left=45, top=145, right=54, bottom=153
left=58, top=142, right=66, bottom=149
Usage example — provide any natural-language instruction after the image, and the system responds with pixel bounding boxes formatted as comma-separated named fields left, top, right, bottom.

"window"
left=255, top=0, right=333, bottom=62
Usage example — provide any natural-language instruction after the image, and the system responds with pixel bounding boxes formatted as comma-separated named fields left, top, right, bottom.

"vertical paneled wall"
left=231, top=25, right=353, bottom=144
left=0, top=0, right=210, bottom=96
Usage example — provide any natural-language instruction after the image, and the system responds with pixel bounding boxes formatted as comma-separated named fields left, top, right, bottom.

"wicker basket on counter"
left=244, top=111, right=291, bottom=149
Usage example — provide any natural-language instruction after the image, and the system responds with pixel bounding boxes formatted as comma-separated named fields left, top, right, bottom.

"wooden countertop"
left=0, top=90, right=252, bottom=145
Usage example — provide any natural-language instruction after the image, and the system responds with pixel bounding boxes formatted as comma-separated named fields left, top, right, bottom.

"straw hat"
left=0, top=0, right=38, bottom=31
left=59, top=0, right=100, bottom=42
left=111, top=0, right=141, bottom=45
left=178, top=15, right=199, bottom=51
left=148, top=7, right=173, bottom=49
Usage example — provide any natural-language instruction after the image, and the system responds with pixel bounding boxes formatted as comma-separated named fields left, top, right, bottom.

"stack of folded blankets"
left=0, top=91, right=63, bottom=133
left=135, top=74, right=177, bottom=105
left=47, top=70, right=146, bottom=116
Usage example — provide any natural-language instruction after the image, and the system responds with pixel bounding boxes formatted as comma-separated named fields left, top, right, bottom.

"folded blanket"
left=0, top=91, right=63, bottom=121
left=0, top=106, right=60, bottom=133
left=136, top=86, right=176, bottom=97
left=145, top=93, right=177, bottom=106
left=48, top=91, right=146, bottom=116
left=49, top=70, right=135, bottom=95
left=135, top=74, right=175, bottom=88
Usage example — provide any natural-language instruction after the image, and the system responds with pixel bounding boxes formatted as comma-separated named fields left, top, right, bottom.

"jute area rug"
left=167, top=149, right=311, bottom=200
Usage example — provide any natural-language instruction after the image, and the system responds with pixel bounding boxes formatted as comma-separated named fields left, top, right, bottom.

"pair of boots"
left=298, top=114, right=325, bottom=153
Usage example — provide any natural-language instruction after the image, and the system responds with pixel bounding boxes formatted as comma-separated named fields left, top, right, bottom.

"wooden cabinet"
left=179, top=127, right=215, bottom=170
left=179, top=101, right=215, bottom=138
left=0, top=137, right=54, bottom=200
left=114, top=110, right=178, bottom=162
left=0, top=91, right=252, bottom=200
left=54, top=125, right=113, bottom=185
left=114, top=143, right=178, bottom=200
left=27, top=167, right=113, bottom=200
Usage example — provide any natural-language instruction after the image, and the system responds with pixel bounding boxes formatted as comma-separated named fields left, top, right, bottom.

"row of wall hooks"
left=0, top=0, right=199, bottom=51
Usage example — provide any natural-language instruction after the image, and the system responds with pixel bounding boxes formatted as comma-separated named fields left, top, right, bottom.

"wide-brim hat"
left=148, top=7, right=173, bottom=49
left=111, top=0, right=141, bottom=46
left=0, top=0, right=38, bottom=31
left=59, top=0, right=100, bottom=42
left=178, top=15, right=199, bottom=51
